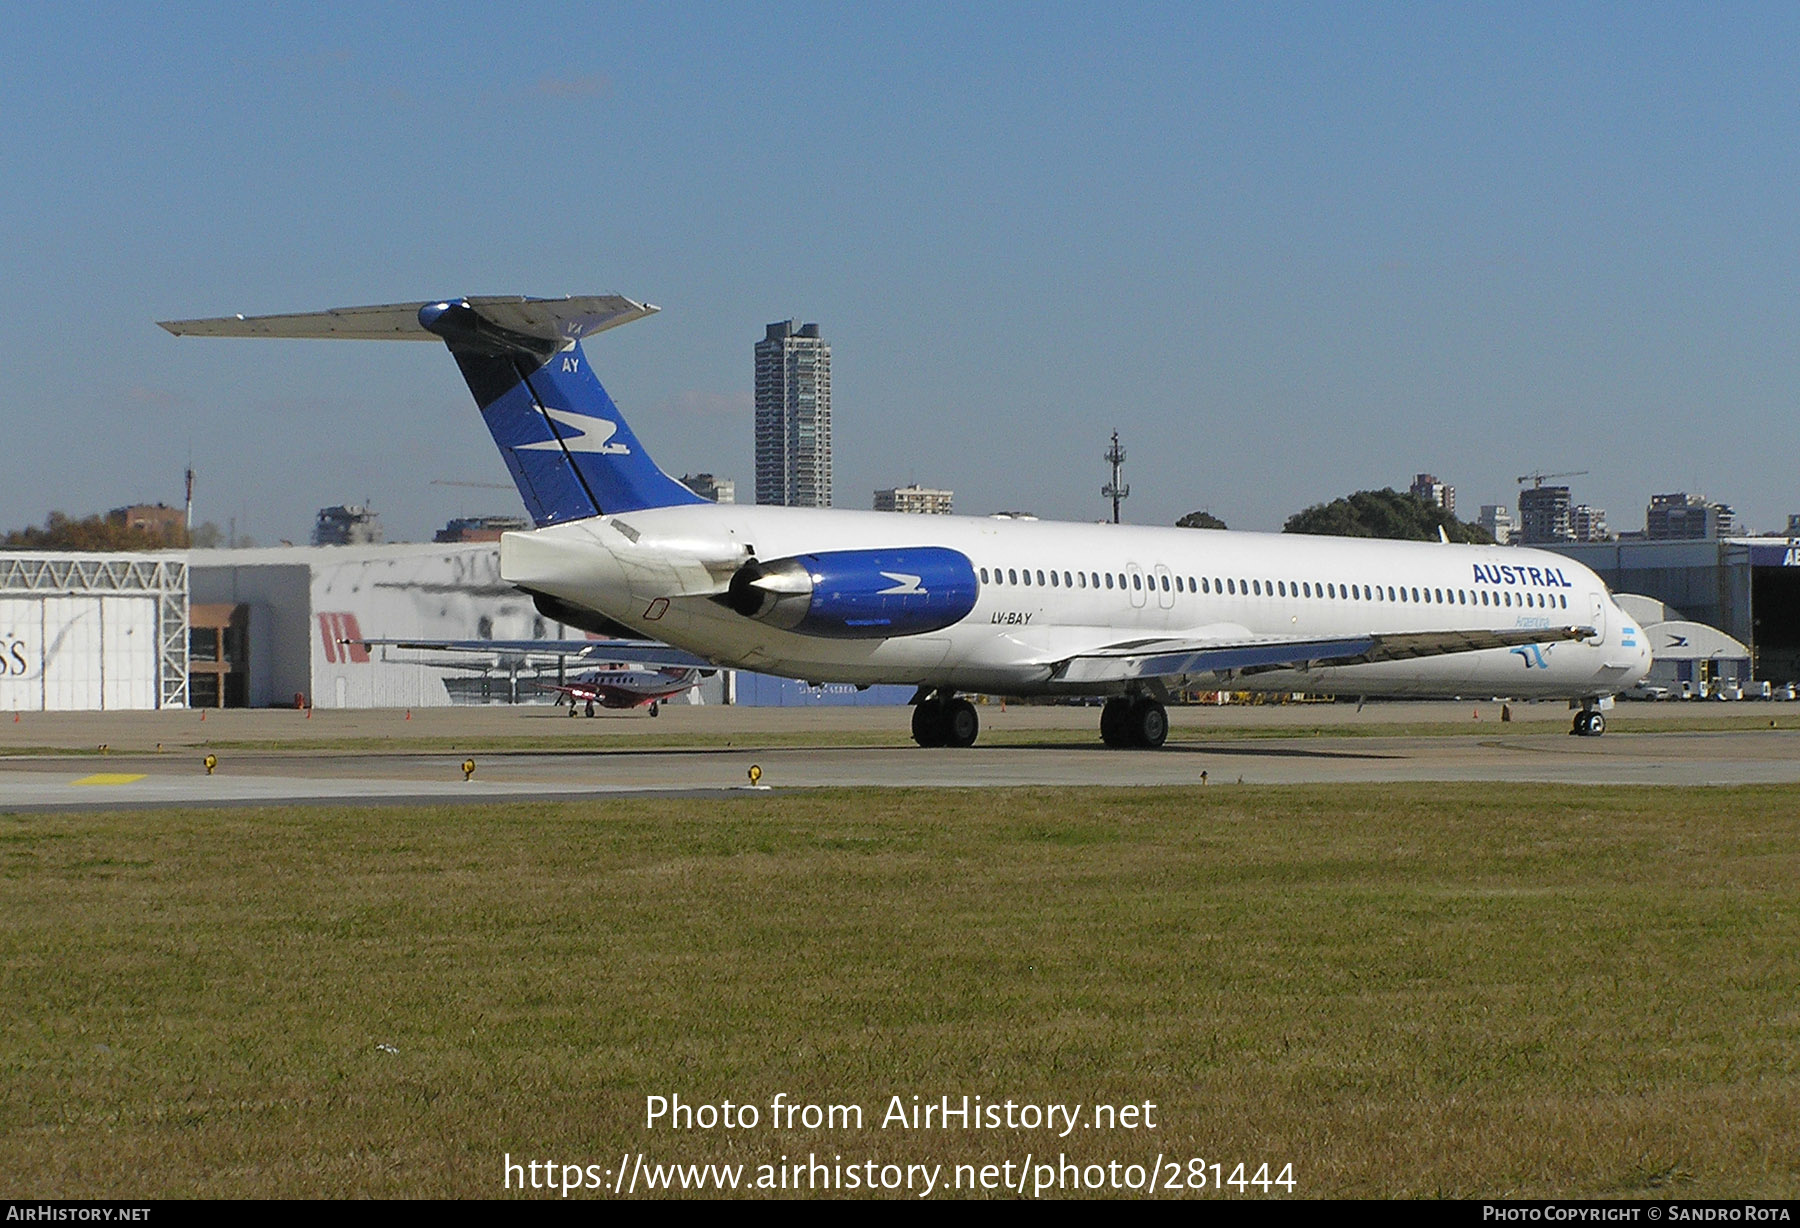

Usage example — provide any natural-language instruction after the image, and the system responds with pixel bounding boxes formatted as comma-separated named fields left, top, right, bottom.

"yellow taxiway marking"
left=72, top=773, right=146, bottom=786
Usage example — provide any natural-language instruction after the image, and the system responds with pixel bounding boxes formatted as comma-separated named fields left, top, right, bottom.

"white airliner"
left=161, top=295, right=1651, bottom=747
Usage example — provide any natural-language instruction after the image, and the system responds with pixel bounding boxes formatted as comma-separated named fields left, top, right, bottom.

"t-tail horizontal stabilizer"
left=159, top=295, right=705, bottom=526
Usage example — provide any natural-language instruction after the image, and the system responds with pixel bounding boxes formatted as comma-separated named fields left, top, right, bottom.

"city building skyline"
left=1647, top=492, right=1736, bottom=540
left=874, top=484, right=953, bottom=515
left=681, top=473, right=736, bottom=504
left=1572, top=503, right=1609, bottom=543
left=1409, top=473, right=1455, bottom=518
left=312, top=504, right=383, bottom=547
left=754, top=320, right=832, bottom=508
left=1478, top=504, right=1515, bottom=545
left=1517, top=485, right=1573, bottom=544
left=433, top=515, right=528, bottom=544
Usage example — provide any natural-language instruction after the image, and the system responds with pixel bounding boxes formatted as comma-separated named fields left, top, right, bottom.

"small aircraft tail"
left=159, top=295, right=704, bottom=525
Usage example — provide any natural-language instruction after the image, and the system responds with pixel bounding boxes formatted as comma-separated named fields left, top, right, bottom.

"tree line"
left=1, top=512, right=247, bottom=551
left=1178, top=488, right=1494, bottom=543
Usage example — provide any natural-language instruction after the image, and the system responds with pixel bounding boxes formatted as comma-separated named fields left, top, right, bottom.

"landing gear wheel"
left=911, top=699, right=948, bottom=747
left=1101, top=698, right=1173, bottom=745
left=943, top=698, right=980, bottom=748
left=1100, top=698, right=1132, bottom=747
left=566, top=702, right=578, bottom=718
left=1571, top=709, right=1606, bottom=736
left=1131, top=699, right=1170, bottom=749
left=648, top=701, right=660, bottom=717
left=1101, top=697, right=1168, bottom=748
left=584, top=700, right=596, bottom=717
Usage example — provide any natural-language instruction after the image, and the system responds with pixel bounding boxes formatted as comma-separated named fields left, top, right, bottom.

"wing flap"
left=1054, top=625, right=1594, bottom=685
left=348, top=637, right=714, bottom=669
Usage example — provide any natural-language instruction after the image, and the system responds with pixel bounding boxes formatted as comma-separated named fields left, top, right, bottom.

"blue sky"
left=4, top=3, right=1797, bottom=542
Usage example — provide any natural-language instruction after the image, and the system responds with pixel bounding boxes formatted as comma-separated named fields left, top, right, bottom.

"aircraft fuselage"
left=502, top=504, right=1650, bottom=701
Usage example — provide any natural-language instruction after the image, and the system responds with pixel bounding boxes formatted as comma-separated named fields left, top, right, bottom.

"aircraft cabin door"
left=1586, top=591, right=1607, bottom=645
left=1125, top=563, right=1147, bottom=609
left=1153, top=564, right=1175, bottom=609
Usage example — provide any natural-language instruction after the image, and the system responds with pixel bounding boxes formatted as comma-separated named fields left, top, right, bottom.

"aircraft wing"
left=348, top=637, right=715, bottom=669
left=1052, top=625, right=1596, bottom=686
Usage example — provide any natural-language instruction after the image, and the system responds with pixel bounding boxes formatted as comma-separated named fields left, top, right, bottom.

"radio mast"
left=1102, top=430, right=1129, bottom=524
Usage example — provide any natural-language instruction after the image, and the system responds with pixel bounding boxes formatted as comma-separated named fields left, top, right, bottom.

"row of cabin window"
left=976, top=566, right=1570, bottom=611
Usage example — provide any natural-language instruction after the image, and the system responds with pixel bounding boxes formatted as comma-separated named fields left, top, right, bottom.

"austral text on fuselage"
left=1472, top=563, right=1576, bottom=589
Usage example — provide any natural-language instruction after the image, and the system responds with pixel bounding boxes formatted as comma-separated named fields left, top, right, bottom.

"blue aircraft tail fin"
left=419, top=299, right=704, bottom=524
left=159, top=294, right=705, bottom=525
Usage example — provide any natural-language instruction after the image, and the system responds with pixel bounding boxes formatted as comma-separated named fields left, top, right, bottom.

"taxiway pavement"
left=3, top=701, right=1795, bottom=810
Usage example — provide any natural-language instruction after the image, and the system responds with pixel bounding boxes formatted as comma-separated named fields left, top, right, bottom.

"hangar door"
left=1752, top=565, right=1800, bottom=683
left=0, top=595, right=158, bottom=711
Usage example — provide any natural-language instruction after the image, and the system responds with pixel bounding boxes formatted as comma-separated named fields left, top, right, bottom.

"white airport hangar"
left=188, top=542, right=578, bottom=709
left=0, top=552, right=190, bottom=711
left=1548, top=537, right=1800, bottom=684
left=3, top=541, right=908, bottom=713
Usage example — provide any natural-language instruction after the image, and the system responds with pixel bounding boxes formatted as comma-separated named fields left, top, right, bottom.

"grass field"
left=4, top=785, right=1798, bottom=1198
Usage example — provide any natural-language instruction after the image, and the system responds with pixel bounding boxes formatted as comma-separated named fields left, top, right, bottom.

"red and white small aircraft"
left=543, top=664, right=704, bottom=716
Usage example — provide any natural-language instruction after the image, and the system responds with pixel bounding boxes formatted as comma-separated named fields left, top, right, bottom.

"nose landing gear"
left=1571, top=707, right=1607, bottom=736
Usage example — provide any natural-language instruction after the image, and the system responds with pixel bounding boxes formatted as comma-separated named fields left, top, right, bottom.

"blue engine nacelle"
left=725, top=547, right=979, bottom=639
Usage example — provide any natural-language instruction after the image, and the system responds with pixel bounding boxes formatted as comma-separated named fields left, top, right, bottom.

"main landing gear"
left=1100, top=696, right=1168, bottom=749
left=1571, top=707, right=1607, bottom=737
left=911, top=692, right=980, bottom=748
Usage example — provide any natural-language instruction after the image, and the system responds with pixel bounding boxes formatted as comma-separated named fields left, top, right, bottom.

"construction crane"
left=1515, top=469, right=1589, bottom=488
